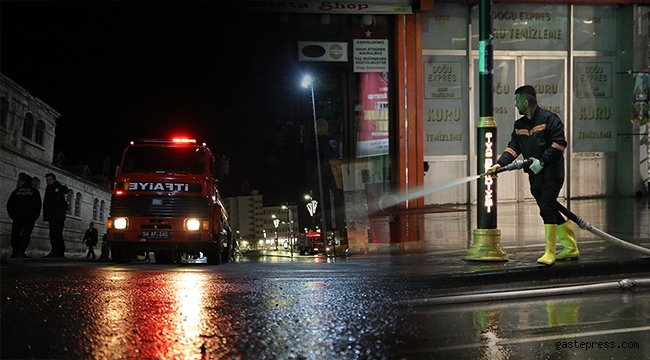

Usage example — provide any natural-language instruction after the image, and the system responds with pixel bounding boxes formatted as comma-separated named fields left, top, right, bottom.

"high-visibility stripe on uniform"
left=551, top=142, right=566, bottom=152
left=505, top=147, right=518, bottom=157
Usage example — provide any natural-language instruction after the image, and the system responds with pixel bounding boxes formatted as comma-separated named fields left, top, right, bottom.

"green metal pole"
left=466, top=0, right=507, bottom=261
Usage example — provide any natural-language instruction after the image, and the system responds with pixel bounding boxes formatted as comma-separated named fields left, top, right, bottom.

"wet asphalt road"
left=1, top=254, right=649, bottom=360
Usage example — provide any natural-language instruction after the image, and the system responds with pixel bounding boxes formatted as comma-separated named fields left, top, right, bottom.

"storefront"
left=421, top=2, right=649, bottom=206
left=241, top=1, right=648, bottom=253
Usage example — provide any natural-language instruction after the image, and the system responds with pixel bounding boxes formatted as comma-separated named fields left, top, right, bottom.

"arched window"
left=0, top=97, right=8, bottom=128
left=35, top=120, right=45, bottom=145
left=93, top=198, right=99, bottom=221
left=66, top=192, right=73, bottom=215
left=16, top=172, right=27, bottom=189
left=22, top=113, right=34, bottom=140
left=74, top=192, right=82, bottom=217
left=100, top=200, right=105, bottom=222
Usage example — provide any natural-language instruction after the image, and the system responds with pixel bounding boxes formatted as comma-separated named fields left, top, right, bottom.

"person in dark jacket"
left=6, top=174, right=41, bottom=258
left=42, top=173, right=69, bottom=258
left=82, top=222, right=98, bottom=259
left=487, top=85, right=578, bottom=266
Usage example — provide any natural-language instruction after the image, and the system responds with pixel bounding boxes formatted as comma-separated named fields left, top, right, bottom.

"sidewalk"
left=250, top=196, right=650, bottom=284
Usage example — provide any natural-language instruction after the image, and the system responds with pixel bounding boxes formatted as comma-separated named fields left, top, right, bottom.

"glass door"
left=471, top=55, right=567, bottom=202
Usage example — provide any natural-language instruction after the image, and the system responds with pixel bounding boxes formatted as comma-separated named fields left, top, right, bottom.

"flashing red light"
left=172, top=138, right=196, bottom=144
left=115, top=190, right=124, bottom=196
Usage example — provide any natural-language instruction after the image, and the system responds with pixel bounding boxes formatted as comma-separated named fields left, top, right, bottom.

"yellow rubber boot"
left=537, top=224, right=557, bottom=265
left=556, top=221, right=579, bottom=260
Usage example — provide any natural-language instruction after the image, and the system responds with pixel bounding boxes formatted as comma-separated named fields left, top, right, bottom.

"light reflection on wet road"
left=1, top=258, right=649, bottom=359
left=398, top=291, right=650, bottom=359
left=2, top=260, right=403, bottom=359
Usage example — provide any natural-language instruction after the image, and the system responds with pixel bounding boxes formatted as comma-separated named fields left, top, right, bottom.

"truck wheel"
left=221, top=236, right=232, bottom=264
left=206, top=239, right=222, bottom=265
left=112, top=243, right=132, bottom=264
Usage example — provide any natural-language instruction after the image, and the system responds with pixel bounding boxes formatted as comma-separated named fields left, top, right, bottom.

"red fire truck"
left=297, top=230, right=326, bottom=255
left=106, top=138, right=233, bottom=264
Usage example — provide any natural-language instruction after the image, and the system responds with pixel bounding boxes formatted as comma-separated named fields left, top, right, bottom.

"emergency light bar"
left=136, top=138, right=197, bottom=144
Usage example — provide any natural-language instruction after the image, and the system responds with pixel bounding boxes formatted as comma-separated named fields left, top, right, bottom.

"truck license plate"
left=141, top=231, right=170, bottom=239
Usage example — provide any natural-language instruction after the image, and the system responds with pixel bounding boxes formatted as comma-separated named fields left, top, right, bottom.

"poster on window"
left=572, top=57, right=617, bottom=152
left=357, top=72, right=389, bottom=158
left=423, top=56, right=468, bottom=156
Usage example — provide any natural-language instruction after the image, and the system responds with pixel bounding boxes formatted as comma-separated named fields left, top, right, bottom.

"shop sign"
left=572, top=57, right=617, bottom=152
left=245, top=1, right=412, bottom=14
left=423, top=55, right=468, bottom=156
left=353, top=39, right=388, bottom=72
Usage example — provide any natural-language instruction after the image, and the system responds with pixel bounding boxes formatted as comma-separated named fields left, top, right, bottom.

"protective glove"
left=529, top=157, right=544, bottom=174
left=486, top=164, right=501, bottom=178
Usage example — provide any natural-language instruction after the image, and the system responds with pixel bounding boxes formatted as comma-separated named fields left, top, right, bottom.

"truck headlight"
left=185, top=219, right=202, bottom=231
left=113, top=217, right=128, bottom=230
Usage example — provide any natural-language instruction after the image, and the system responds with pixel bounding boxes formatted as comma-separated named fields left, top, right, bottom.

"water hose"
left=478, top=158, right=532, bottom=177
left=554, top=202, right=650, bottom=256
left=482, top=159, right=650, bottom=256
left=407, top=278, right=650, bottom=306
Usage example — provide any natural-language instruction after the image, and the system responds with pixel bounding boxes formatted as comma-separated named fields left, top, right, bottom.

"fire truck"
left=297, top=230, right=325, bottom=255
left=106, top=138, right=233, bottom=264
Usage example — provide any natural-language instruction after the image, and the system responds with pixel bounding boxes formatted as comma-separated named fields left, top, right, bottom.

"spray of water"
left=378, top=174, right=482, bottom=211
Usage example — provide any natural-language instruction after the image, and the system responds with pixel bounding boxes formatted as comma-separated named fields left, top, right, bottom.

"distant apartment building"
left=0, top=73, right=112, bottom=256
left=225, top=191, right=299, bottom=250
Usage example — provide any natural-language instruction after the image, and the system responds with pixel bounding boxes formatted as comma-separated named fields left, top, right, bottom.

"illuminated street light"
left=302, top=75, right=328, bottom=253
left=282, top=205, right=294, bottom=257
left=273, top=215, right=280, bottom=251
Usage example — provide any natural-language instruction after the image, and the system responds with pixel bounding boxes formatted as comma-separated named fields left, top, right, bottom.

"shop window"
left=22, top=113, right=34, bottom=140
left=93, top=198, right=99, bottom=221
left=35, top=120, right=45, bottom=145
left=74, top=192, right=82, bottom=217
left=0, top=97, right=7, bottom=128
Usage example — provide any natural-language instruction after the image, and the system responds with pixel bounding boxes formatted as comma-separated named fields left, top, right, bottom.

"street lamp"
left=282, top=205, right=294, bottom=257
left=272, top=215, right=280, bottom=251
left=305, top=193, right=318, bottom=230
left=302, top=75, right=328, bottom=253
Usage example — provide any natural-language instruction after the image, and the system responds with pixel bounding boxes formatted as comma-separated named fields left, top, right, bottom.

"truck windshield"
left=121, top=146, right=207, bottom=175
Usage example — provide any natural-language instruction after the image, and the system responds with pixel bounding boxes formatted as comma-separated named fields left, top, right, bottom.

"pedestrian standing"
left=488, top=85, right=579, bottom=266
left=82, top=222, right=98, bottom=259
left=6, top=174, right=41, bottom=258
left=42, top=173, right=69, bottom=258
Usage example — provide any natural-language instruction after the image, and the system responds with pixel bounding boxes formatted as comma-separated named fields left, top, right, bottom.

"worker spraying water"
left=484, top=85, right=650, bottom=262
left=482, top=159, right=650, bottom=257
left=485, top=85, right=573, bottom=266
left=378, top=85, right=650, bottom=262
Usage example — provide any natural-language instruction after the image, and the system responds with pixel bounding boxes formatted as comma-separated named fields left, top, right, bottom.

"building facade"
left=225, top=193, right=301, bottom=250
left=242, top=1, right=649, bottom=254
left=0, top=73, right=112, bottom=256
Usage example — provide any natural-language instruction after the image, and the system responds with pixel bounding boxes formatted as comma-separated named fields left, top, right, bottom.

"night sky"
left=2, top=2, right=298, bottom=199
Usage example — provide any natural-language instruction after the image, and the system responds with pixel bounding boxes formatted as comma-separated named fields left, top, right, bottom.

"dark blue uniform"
left=6, top=178, right=42, bottom=257
left=43, top=180, right=69, bottom=256
left=496, top=106, right=567, bottom=224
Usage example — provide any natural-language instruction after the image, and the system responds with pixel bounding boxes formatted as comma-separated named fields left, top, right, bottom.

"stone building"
left=0, top=73, right=112, bottom=257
